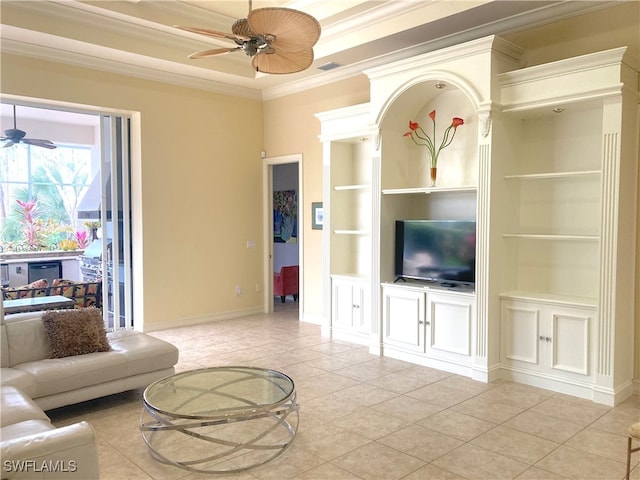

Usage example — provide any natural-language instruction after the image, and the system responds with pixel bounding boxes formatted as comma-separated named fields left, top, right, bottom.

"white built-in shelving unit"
left=317, top=37, right=638, bottom=406
left=316, top=104, right=376, bottom=345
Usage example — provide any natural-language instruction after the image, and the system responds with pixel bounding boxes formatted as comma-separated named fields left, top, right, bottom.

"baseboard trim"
left=301, top=312, right=322, bottom=325
left=496, top=366, right=636, bottom=406
left=322, top=327, right=370, bottom=347
left=144, top=307, right=264, bottom=332
left=381, top=346, right=474, bottom=378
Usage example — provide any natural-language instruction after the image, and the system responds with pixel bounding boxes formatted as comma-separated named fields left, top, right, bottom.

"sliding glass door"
left=99, top=115, right=133, bottom=330
left=0, top=102, right=134, bottom=327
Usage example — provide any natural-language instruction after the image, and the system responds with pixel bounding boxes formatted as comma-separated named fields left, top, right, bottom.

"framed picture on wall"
left=311, top=202, right=323, bottom=230
left=273, top=190, right=297, bottom=243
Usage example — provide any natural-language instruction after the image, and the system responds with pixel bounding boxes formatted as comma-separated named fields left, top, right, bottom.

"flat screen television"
left=395, top=220, right=476, bottom=285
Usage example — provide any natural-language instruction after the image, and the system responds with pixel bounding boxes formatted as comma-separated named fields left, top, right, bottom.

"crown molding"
left=1, top=26, right=263, bottom=100
left=263, top=1, right=617, bottom=99
left=1, top=1, right=620, bottom=102
left=5, top=1, right=254, bottom=71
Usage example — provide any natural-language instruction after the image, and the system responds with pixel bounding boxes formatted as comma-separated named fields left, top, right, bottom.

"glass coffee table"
left=140, top=366, right=299, bottom=473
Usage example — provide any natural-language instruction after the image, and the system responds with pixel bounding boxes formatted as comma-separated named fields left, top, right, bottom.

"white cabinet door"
left=382, top=285, right=425, bottom=352
left=332, top=278, right=356, bottom=330
left=548, top=306, right=592, bottom=376
left=332, top=277, right=370, bottom=335
left=501, top=301, right=542, bottom=369
left=501, top=298, right=594, bottom=380
left=426, top=292, right=474, bottom=361
left=353, top=284, right=371, bottom=334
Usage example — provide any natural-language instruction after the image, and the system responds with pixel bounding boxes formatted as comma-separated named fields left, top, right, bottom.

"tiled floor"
left=48, top=304, right=640, bottom=479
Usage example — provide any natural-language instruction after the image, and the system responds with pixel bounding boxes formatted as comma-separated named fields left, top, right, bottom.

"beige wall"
left=1, top=53, right=264, bottom=330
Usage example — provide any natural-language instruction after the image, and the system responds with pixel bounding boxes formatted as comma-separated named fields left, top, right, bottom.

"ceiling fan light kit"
left=1, top=105, right=57, bottom=149
left=175, top=1, right=321, bottom=75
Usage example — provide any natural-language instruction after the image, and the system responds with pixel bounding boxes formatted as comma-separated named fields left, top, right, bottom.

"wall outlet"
left=256, top=283, right=262, bottom=292
left=246, top=240, right=256, bottom=249
left=236, top=286, right=242, bottom=296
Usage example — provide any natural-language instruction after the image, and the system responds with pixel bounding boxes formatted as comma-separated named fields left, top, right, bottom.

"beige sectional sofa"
left=1, top=310, right=179, bottom=478
left=1, top=386, right=99, bottom=479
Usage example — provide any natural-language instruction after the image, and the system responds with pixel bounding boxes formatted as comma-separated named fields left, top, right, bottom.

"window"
left=0, top=143, right=95, bottom=251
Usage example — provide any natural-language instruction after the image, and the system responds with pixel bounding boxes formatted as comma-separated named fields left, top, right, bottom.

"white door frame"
left=262, top=154, right=303, bottom=315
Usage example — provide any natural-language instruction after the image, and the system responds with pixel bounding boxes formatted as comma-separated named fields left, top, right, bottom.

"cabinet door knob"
left=546, top=336, right=552, bottom=342
left=418, top=320, right=424, bottom=325
left=539, top=335, right=545, bottom=341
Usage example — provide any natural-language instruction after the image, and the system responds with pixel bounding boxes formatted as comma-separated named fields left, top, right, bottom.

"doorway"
left=263, top=154, right=303, bottom=317
left=0, top=98, right=135, bottom=330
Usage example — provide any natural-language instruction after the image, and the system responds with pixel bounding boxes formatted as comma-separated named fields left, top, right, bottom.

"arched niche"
left=377, top=76, right=480, bottom=189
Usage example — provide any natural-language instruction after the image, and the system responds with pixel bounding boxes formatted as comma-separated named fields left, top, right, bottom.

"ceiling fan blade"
left=188, top=47, right=241, bottom=59
left=252, top=48, right=314, bottom=74
left=248, top=8, right=321, bottom=53
left=174, top=25, right=250, bottom=43
left=22, top=138, right=57, bottom=149
left=231, top=18, right=253, bottom=38
left=3, top=141, right=15, bottom=148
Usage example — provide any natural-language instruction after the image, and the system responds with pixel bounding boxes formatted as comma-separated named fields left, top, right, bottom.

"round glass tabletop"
left=143, top=366, right=296, bottom=420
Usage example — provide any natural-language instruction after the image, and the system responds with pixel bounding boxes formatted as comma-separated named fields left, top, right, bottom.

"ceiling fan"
left=1, top=105, right=56, bottom=149
left=174, top=0, right=321, bottom=74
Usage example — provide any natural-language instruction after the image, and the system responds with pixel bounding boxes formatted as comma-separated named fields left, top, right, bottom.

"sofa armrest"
left=1, top=421, right=99, bottom=479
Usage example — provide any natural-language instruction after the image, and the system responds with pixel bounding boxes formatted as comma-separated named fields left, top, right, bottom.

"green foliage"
left=0, top=143, right=91, bottom=251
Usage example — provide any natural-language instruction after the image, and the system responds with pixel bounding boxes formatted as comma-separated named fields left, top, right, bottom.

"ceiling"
left=1, top=0, right=613, bottom=103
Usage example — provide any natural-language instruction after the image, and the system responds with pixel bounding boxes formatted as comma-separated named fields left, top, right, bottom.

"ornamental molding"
left=479, top=112, right=492, bottom=138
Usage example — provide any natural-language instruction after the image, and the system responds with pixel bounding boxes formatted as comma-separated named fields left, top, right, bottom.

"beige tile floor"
left=48, top=303, right=640, bottom=480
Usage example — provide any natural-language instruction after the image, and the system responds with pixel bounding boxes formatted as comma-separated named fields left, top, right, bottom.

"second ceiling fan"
left=175, top=0, right=321, bottom=74
left=1, top=105, right=56, bottom=150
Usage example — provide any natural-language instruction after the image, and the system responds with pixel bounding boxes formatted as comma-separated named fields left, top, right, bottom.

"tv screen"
left=395, top=220, right=476, bottom=285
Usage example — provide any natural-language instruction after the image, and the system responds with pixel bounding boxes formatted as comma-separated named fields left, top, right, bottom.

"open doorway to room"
left=0, top=100, right=134, bottom=330
left=263, top=154, right=302, bottom=318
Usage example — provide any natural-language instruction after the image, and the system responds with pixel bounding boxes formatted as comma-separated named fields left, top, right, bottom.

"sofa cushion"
left=0, top=386, right=50, bottom=427
left=0, top=368, right=37, bottom=398
left=2, top=279, right=49, bottom=300
left=41, top=308, right=110, bottom=358
left=12, top=351, right=127, bottom=398
left=49, top=279, right=102, bottom=308
left=108, top=330, right=179, bottom=377
left=3, top=317, right=51, bottom=366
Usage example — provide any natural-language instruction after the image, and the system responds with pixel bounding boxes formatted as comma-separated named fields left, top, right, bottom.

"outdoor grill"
left=80, top=241, right=104, bottom=282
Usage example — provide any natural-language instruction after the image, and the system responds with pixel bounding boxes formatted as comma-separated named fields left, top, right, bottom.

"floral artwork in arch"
left=274, top=190, right=297, bottom=243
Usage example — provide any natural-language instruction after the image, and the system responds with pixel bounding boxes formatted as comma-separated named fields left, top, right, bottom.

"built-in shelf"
left=382, top=186, right=477, bottom=195
left=503, top=233, right=599, bottom=241
left=331, top=273, right=370, bottom=280
left=334, top=184, right=370, bottom=191
left=319, top=43, right=637, bottom=405
left=333, top=229, right=370, bottom=235
left=504, top=170, right=601, bottom=180
left=500, top=291, right=598, bottom=308
left=381, top=280, right=476, bottom=295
